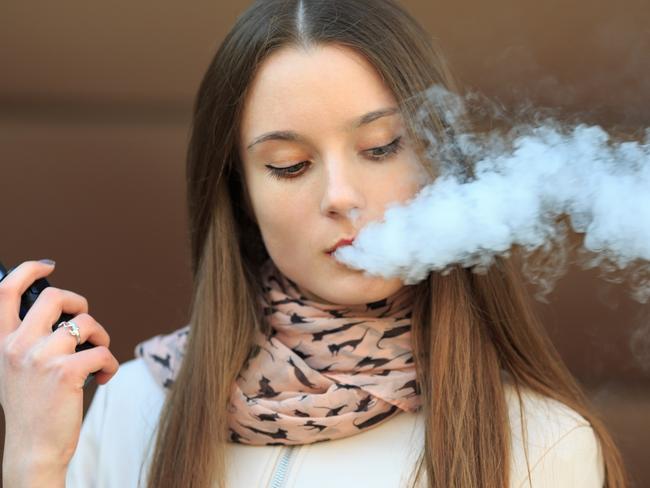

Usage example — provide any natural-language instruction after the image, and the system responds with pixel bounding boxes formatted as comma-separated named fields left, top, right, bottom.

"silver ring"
left=56, top=320, right=81, bottom=346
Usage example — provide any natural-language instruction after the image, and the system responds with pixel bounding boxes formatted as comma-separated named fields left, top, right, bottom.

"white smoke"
left=334, top=86, right=650, bottom=303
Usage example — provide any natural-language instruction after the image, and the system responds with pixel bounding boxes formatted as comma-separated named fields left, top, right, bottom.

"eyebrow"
left=246, top=106, right=400, bottom=151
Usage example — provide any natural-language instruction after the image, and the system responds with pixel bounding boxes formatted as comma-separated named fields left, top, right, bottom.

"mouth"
left=326, top=237, right=356, bottom=255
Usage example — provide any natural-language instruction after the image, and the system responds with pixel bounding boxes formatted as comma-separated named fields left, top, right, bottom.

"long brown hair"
left=144, top=0, right=628, bottom=486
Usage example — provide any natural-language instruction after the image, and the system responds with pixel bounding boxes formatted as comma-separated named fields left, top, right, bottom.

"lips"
left=326, top=237, right=355, bottom=254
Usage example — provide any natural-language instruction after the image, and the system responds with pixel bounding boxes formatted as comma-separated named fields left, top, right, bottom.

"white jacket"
left=65, top=358, right=605, bottom=487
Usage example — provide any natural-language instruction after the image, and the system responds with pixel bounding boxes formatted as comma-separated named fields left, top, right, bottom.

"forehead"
left=239, top=44, right=398, bottom=141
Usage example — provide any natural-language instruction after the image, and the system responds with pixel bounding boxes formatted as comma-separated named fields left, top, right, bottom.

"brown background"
left=1, top=0, right=649, bottom=485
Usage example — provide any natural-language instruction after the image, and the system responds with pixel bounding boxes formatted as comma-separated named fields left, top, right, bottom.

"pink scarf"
left=134, top=259, right=421, bottom=445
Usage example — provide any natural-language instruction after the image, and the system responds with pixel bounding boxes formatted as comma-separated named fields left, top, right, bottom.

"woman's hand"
left=0, top=260, right=119, bottom=483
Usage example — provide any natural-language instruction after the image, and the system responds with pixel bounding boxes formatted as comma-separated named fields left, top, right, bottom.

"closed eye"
left=264, top=136, right=404, bottom=181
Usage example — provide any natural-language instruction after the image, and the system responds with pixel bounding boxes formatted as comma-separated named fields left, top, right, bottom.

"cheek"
left=249, top=182, right=314, bottom=254
left=399, top=149, right=430, bottom=192
left=368, top=156, right=427, bottom=209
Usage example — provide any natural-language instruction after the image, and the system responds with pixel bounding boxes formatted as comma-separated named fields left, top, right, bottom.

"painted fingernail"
left=39, top=259, right=56, bottom=266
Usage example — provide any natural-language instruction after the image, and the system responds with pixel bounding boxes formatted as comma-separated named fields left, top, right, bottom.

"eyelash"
left=264, top=136, right=404, bottom=181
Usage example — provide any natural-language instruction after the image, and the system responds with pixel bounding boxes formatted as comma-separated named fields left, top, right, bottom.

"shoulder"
left=504, top=382, right=605, bottom=487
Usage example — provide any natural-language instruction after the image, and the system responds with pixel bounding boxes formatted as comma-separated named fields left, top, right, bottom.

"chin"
left=310, top=274, right=404, bottom=305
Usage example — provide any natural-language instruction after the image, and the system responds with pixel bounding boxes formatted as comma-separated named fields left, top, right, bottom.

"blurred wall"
left=1, top=0, right=648, bottom=485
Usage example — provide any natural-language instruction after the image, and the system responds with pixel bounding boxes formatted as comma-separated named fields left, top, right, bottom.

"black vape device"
left=0, top=261, right=98, bottom=388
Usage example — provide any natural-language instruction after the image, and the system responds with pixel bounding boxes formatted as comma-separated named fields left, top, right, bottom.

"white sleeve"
left=520, top=424, right=605, bottom=487
left=65, top=384, right=108, bottom=488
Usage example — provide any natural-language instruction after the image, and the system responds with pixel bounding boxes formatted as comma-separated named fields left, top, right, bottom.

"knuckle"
left=76, top=313, right=109, bottom=343
left=5, top=353, right=23, bottom=371
left=71, top=293, right=89, bottom=312
left=0, top=281, right=17, bottom=298
left=75, top=312, right=92, bottom=324
left=96, top=345, right=111, bottom=360
left=99, top=329, right=111, bottom=348
left=40, top=286, right=62, bottom=302
left=97, top=345, right=114, bottom=364
left=26, top=347, right=48, bottom=369
left=96, top=320, right=108, bottom=338
left=54, top=360, right=77, bottom=383
left=2, top=339, right=26, bottom=368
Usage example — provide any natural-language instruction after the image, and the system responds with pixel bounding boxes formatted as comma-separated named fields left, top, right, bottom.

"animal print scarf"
left=134, top=258, right=421, bottom=445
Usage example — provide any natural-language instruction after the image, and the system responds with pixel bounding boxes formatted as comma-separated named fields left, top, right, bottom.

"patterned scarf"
left=134, top=258, right=421, bottom=445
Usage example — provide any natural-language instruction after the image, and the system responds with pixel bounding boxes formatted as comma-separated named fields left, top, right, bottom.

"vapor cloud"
left=334, top=86, right=650, bottom=303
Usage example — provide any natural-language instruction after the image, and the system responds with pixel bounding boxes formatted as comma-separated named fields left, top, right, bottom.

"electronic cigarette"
left=0, top=261, right=98, bottom=388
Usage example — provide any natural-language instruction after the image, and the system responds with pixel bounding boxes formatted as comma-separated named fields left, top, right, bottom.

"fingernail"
left=39, top=259, right=56, bottom=266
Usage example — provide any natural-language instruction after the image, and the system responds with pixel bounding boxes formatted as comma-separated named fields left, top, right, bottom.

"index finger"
left=0, top=260, right=57, bottom=328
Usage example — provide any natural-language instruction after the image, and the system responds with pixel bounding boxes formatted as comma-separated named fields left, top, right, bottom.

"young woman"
left=0, top=0, right=628, bottom=486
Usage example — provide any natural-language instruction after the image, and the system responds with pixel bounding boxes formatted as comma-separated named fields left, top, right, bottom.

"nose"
left=319, top=157, right=366, bottom=219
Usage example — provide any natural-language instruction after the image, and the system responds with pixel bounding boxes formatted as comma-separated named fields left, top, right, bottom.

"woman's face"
left=239, top=44, right=429, bottom=305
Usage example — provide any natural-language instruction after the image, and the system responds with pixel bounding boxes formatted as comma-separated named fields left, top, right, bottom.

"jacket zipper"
left=269, top=445, right=298, bottom=488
